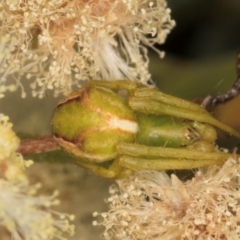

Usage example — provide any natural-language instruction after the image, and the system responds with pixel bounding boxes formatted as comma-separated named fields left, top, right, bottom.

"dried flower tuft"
left=95, top=158, right=240, bottom=240
left=0, top=0, right=175, bottom=97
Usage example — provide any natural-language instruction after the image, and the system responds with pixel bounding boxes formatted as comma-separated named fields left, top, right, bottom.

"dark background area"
left=162, top=0, right=240, bottom=59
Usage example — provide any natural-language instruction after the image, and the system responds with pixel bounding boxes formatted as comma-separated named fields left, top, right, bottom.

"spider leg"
left=134, top=87, right=207, bottom=113
left=73, top=158, right=124, bottom=178
left=118, top=142, right=237, bottom=170
left=118, top=142, right=235, bottom=161
left=202, top=52, right=240, bottom=110
left=86, top=80, right=137, bottom=92
left=119, top=156, right=226, bottom=170
left=129, top=91, right=240, bottom=138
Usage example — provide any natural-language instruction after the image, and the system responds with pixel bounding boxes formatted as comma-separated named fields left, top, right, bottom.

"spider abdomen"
left=136, top=113, right=200, bottom=147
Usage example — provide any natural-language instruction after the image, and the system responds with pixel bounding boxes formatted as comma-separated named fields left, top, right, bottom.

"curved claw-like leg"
left=134, top=88, right=207, bottom=113
left=74, top=158, right=134, bottom=179
left=73, top=158, right=124, bottom=178
left=129, top=89, right=240, bottom=138
left=118, top=142, right=237, bottom=170
left=86, top=80, right=138, bottom=92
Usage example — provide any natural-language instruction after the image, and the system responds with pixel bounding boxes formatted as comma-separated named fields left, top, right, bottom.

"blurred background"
left=1, top=1, right=240, bottom=239
left=163, top=0, right=240, bottom=60
left=152, top=0, right=240, bottom=97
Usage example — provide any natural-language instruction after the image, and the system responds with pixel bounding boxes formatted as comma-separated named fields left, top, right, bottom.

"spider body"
left=52, top=80, right=240, bottom=178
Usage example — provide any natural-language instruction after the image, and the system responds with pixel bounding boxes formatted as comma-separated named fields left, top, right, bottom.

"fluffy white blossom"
left=0, top=114, right=19, bottom=161
left=0, top=114, right=75, bottom=239
left=0, top=36, right=18, bottom=98
left=94, top=158, right=240, bottom=240
left=0, top=0, right=175, bottom=97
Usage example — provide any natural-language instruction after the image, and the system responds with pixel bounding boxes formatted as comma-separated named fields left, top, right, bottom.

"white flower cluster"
left=0, top=36, right=18, bottom=98
left=0, top=0, right=175, bottom=97
left=94, top=158, right=240, bottom=240
left=0, top=114, right=75, bottom=239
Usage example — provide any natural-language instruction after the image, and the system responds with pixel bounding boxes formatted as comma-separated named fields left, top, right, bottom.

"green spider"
left=51, top=80, right=240, bottom=178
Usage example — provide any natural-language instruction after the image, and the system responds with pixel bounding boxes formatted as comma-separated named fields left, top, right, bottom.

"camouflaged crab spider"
left=51, top=80, right=240, bottom=178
